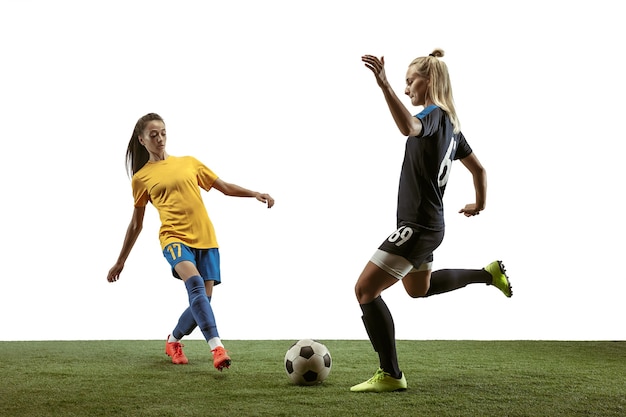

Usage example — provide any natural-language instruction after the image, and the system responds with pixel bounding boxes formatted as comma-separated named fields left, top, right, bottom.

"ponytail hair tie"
left=428, top=53, right=435, bottom=57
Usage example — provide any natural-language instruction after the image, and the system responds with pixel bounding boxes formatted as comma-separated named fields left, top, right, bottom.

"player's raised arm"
left=361, top=54, right=423, bottom=137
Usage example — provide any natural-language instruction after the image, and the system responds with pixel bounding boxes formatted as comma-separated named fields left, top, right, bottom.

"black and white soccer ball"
left=284, top=339, right=332, bottom=386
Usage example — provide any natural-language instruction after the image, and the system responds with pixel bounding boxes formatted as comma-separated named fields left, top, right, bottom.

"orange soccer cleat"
left=165, top=336, right=189, bottom=365
left=211, top=346, right=231, bottom=371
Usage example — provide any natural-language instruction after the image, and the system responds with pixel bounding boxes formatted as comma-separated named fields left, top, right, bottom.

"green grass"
left=1, top=340, right=624, bottom=417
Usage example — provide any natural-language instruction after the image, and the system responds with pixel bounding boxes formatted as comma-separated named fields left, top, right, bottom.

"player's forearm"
left=380, top=85, right=420, bottom=137
left=473, top=170, right=487, bottom=210
left=222, top=182, right=259, bottom=198
left=115, top=223, right=142, bottom=264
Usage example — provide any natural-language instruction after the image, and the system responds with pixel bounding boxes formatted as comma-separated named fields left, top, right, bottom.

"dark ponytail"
left=125, top=113, right=164, bottom=177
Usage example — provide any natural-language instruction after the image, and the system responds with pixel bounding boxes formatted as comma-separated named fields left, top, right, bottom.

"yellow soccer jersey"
left=132, top=155, right=219, bottom=250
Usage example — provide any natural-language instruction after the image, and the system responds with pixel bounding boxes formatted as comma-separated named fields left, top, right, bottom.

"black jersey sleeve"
left=454, top=132, right=473, bottom=160
left=415, top=105, right=441, bottom=137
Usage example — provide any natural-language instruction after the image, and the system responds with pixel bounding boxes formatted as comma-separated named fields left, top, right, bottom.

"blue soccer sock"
left=171, top=295, right=212, bottom=340
left=184, top=276, right=219, bottom=342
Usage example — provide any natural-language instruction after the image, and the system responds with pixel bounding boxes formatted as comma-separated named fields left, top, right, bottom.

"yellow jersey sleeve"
left=131, top=156, right=219, bottom=250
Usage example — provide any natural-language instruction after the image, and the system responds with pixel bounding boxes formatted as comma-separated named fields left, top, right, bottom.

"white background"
left=1, top=0, right=624, bottom=341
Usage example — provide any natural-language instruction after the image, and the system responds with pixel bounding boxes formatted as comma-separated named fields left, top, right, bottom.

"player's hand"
left=107, top=262, right=124, bottom=282
left=459, top=204, right=482, bottom=217
left=256, top=193, right=275, bottom=208
left=362, top=55, right=390, bottom=89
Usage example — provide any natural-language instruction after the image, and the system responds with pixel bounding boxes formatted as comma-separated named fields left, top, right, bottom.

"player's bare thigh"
left=175, top=260, right=214, bottom=297
left=402, top=269, right=433, bottom=298
left=354, top=261, right=399, bottom=305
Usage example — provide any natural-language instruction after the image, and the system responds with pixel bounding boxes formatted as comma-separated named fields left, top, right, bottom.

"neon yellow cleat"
left=484, top=260, right=513, bottom=298
left=350, top=368, right=407, bottom=392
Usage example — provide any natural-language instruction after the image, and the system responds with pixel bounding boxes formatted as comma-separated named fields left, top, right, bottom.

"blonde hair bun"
left=430, top=48, right=444, bottom=58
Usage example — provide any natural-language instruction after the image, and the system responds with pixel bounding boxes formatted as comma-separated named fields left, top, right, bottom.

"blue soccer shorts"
left=163, top=242, right=221, bottom=284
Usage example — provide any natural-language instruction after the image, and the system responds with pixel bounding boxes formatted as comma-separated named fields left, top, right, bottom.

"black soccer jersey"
left=396, top=105, right=473, bottom=231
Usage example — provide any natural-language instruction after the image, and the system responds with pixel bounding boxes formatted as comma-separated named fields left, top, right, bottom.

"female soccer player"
left=107, top=113, right=274, bottom=371
left=351, top=50, right=512, bottom=392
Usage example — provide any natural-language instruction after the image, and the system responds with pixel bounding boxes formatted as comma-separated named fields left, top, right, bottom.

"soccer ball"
left=284, top=339, right=332, bottom=386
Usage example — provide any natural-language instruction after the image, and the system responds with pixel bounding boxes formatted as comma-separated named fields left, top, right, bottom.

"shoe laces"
left=173, top=342, right=185, bottom=356
left=368, top=369, right=387, bottom=383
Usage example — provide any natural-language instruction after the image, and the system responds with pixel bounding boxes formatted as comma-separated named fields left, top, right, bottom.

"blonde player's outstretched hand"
left=458, top=203, right=482, bottom=217
left=256, top=193, right=275, bottom=208
left=362, top=55, right=390, bottom=88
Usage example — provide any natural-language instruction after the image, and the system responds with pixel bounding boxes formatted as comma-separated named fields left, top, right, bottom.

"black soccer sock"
left=360, top=296, right=401, bottom=379
left=425, top=268, right=491, bottom=296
